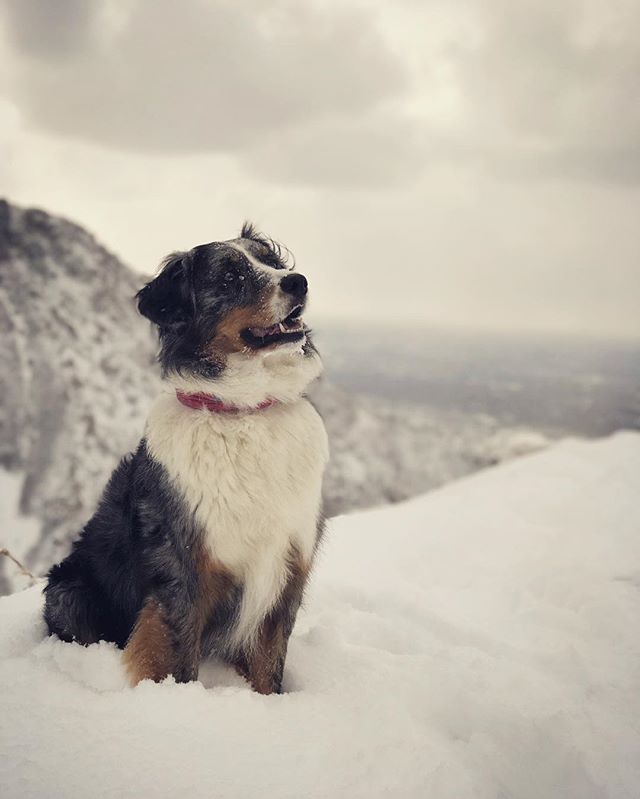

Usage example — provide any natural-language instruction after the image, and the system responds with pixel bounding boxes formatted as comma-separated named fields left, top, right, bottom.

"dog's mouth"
left=241, top=305, right=306, bottom=349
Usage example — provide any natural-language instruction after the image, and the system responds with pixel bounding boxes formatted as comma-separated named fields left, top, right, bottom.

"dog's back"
left=44, top=453, right=144, bottom=647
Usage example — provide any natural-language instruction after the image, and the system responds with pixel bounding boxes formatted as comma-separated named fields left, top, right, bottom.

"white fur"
left=145, top=357, right=328, bottom=652
left=228, top=240, right=293, bottom=322
left=228, top=239, right=292, bottom=278
left=169, top=345, right=323, bottom=409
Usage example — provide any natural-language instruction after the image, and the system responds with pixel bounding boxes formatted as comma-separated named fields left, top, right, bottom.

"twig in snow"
left=0, top=548, right=38, bottom=581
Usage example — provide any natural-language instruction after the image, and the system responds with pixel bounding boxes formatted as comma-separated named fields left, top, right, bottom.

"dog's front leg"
left=122, top=594, right=202, bottom=686
left=245, top=557, right=309, bottom=695
left=245, top=612, right=289, bottom=695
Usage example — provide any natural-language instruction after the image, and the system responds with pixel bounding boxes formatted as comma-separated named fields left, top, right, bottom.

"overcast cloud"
left=0, top=0, right=638, bottom=336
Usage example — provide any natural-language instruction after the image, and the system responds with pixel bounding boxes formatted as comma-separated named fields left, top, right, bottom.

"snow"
left=1, top=433, right=640, bottom=799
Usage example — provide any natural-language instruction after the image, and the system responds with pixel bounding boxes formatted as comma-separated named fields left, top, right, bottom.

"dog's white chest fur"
left=145, top=392, right=328, bottom=649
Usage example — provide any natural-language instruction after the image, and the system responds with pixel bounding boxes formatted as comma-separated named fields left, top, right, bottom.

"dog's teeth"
left=249, top=318, right=304, bottom=340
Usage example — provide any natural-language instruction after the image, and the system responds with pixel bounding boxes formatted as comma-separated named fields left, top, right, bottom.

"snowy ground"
left=1, top=433, right=640, bottom=799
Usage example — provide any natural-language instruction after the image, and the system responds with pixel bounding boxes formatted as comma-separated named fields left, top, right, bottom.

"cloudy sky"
left=1, top=0, right=639, bottom=337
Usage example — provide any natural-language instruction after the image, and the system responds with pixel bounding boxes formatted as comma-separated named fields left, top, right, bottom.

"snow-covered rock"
left=315, top=380, right=550, bottom=516
left=1, top=433, right=639, bottom=799
left=0, top=199, right=160, bottom=589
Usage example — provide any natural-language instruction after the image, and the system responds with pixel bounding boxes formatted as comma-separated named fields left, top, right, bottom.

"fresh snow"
left=1, top=433, right=640, bottom=799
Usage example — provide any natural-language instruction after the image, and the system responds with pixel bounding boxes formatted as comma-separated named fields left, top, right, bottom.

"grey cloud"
left=1, top=0, right=93, bottom=59
left=0, top=0, right=407, bottom=152
left=478, top=144, right=640, bottom=186
left=242, top=113, right=428, bottom=189
left=452, top=0, right=640, bottom=183
left=242, top=0, right=640, bottom=189
left=2, top=0, right=640, bottom=189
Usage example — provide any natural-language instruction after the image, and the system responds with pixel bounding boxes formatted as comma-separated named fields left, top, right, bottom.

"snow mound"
left=2, top=433, right=640, bottom=799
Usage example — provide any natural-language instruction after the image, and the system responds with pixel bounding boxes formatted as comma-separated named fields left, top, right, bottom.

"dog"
left=43, top=223, right=328, bottom=694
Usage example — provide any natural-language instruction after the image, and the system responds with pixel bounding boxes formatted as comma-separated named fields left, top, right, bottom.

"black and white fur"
left=43, top=224, right=328, bottom=694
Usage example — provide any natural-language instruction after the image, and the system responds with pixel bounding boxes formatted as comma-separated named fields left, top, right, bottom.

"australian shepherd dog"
left=43, top=223, right=328, bottom=694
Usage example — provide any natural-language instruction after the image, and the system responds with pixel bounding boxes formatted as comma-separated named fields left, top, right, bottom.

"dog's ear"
left=136, top=252, right=193, bottom=328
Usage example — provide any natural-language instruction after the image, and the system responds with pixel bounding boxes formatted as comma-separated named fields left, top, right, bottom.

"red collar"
left=175, top=390, right=278, bottom=414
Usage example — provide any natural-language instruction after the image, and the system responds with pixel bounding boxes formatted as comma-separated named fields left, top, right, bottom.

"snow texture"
left=1, top=433, right=639, bottom=799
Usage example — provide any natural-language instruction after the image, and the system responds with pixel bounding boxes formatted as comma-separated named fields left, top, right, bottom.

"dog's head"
left=136, top=223, right=322, bottom=406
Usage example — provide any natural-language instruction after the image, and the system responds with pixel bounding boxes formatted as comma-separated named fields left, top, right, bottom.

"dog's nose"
left=280, top=273, right=308, bottom=298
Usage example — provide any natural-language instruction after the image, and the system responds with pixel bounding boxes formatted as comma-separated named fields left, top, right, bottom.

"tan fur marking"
left=194, top=546, right=236, bottom=631
left=206, top=287, right=276, bottom=356
left=123, top=553, right=235, bottom=687
left=123, top=599, right=175, bottom=686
